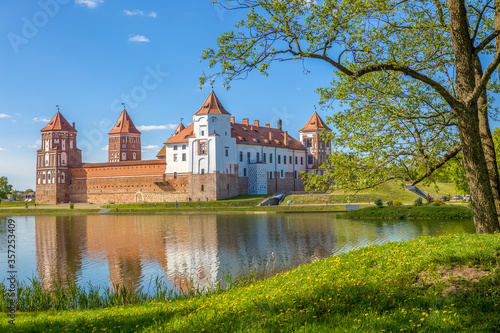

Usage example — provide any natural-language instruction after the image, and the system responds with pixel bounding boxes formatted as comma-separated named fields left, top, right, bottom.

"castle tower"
left=190, top=91, right=234, bottom=175
left=36, top=111, right=82, bottom=204
left=108, top=108, right=141, bottom=162
left=298, top=111, right=332, bottom=175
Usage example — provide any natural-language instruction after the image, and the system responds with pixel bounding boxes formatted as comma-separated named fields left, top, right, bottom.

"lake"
left=0, top=213, right=475, bottom=293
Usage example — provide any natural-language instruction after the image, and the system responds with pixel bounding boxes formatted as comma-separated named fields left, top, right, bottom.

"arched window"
left=133, top=152, right=136, bottom=160
left=201, top=185, right=204, bottom=192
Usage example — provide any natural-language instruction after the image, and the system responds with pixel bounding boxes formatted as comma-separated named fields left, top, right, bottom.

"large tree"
left=202, top=0, right=500, bottom=233
left=0, top=176, right=13, bottom=200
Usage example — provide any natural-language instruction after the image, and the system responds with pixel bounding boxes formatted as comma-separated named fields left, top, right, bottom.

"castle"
left=35, top=92, right=331, bottom=204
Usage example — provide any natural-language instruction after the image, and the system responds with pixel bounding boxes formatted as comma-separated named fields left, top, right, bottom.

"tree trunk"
left=475, top=55, right=500, bottom=215
left=449, top=0, right=500, bottom=233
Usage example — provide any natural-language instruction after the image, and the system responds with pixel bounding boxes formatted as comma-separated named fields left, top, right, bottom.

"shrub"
left=374, top=198, right=383, bottom=207
left=433, top=199, right=445, bottom=206
left=69, top=202, right=74, bottom=209
left=414, top=197, right=423, bottom=206
left=393, top=200, right=403, bottom=206
left=387, top=200, right=393, bottom=206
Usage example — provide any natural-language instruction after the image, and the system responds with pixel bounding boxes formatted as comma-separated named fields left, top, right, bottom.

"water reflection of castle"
left=34, top=215, right=338, bottom=291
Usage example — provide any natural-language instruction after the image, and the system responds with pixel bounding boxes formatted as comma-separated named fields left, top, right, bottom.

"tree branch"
left=410, top=143, right=462, bottom=185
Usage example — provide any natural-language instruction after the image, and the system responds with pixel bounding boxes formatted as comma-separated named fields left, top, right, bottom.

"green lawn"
left=3, top=233, right=499, bottom=332
left=341, top=205, right=473, bottom=219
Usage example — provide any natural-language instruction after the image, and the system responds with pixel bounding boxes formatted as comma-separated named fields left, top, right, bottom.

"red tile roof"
left=164, top=122, right=305, bottom=150
left=164, top=123, right=194, bottom=144
left=231, top=123, right=305, bottom=150
left=173, top=122, right=185, bottom=135
left=41, top=112, right=77, bottom=132
left=109, top=109, right=141, bottom=135
left=156, top=145, right=167, bottom=158
left=193, top=91, right=231, bottom=115
left=299, top=112, right=331, bottom=132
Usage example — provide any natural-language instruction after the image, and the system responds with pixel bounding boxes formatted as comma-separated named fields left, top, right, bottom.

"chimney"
left=243, top=118, right=249, bottom=126
left=265, top=123, right=270, bottom=128
left=284, top=131, right=288, bottom=145
left=277, top=118, right=282, bottom=130
left=231, top=116, right=235, bottom=124
left=72, top=122, right=76, bottom=129
left=254, top=120, right=259, bottom=127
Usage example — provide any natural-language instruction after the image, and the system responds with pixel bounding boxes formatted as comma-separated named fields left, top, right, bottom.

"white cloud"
left=32, top=117, right=51, bottom=123
left=101, top=145, right=109, bottom=151
left=0, top=114, right=10, bottom=118
left=142, top=145, right=159, bottom=150
left=137, top=124, right=177, bottom=131
left=28, top=140, right=41, bottom=149
left=124, top=9, right=144, bottom=16
left=123, top=9, right=157, bottom=18
left=128, top=35, right=150, bottom=43
left=75, top=0, right=103, bottom=9
left=0, top=148, right=7, bottom=151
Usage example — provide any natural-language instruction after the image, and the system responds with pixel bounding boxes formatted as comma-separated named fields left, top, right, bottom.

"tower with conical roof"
left=36, top=110, right=82, bottom=204
left=298, top=111, right=332, bottom=174
left=108, top=108, right=142, bottom=162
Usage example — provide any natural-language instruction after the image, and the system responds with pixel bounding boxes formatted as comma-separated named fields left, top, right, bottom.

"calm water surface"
left=0, top=213, right=475, bottom=292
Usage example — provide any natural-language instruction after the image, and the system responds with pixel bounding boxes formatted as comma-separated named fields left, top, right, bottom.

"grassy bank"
left=3, top=233, right=500, bottom=332
left=340, top=205, right=473, bottom=220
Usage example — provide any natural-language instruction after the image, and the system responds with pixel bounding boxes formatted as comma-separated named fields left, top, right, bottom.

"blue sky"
left=0, top=0, right=332, bottom=190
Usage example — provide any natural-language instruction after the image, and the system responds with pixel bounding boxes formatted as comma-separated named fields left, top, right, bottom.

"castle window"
left=201, top=130, right=205, bottom=136
left=244, top=168, right=247, bottom=177
left=326, top=141, right=330, bottom=147
left=301, top=157, right=304, bottom=165
left=256, top=152, right=260, bottom=163
left=182, top=145, right=186, bottom=150
left=42, top=173, right=46, bottom=180
left=278, top=155, right=281, bottom=164
left=308, top=155, right=314, bottom=164
left=295, top=156, right=298, bottom=164
left=133, top=153, right=136, bottom=160
left=201, top=185, right=204, bottom=191
left=283, top=156, right=286, bottom=164
left=225, top=131, right=227, bottom=136
left=304, top=139, right=312, bottom=147
left=122, top=144, right=126, bottom=148
left=247, top=152, right=250, bottom=163
left=269, top=172, right=273, bottom=179
left=173, top=154, right=178, bottom=162
left=182, top=153, right=186, bottom=161
left=122, top=152, right=127, bottom=160
left=225, top=149, right=229, bottom=157
left=281, top=170, right=284, bottom=178
left=199, top=140, right=208, bottom=155
left=294, top=171, right=297, bottom=178
left=270, top=154, right=273, bottom=163
left=263, top=153, right=266, bottom=163
left=174, top=172, right=177, bottom=179
left=173, top=145, right=178, bottom=150
left=239, top=152, right=243, bottom=162
left=212, top=118, right=215, bottom=123
left=201, top=169, right=205, bottom=175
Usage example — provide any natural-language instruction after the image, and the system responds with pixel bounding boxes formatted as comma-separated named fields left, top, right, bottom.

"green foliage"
left=374, top=198, right=383, bottom=207
left=24, top=189, right=34, bottom=194
left=414, top=197, right=423, bottom=206
left=433, top=199, right=446, bottom=206
left=386, top=200, right=393, bottom=206
left=69, top=202, right=74, bottom=210
left=393, top=200, right=403, bottom=206
left=0, top=177, right=13, bottom=200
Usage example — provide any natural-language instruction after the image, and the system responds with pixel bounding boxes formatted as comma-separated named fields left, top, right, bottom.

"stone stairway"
left=404, top=185, right=429, bottom=199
